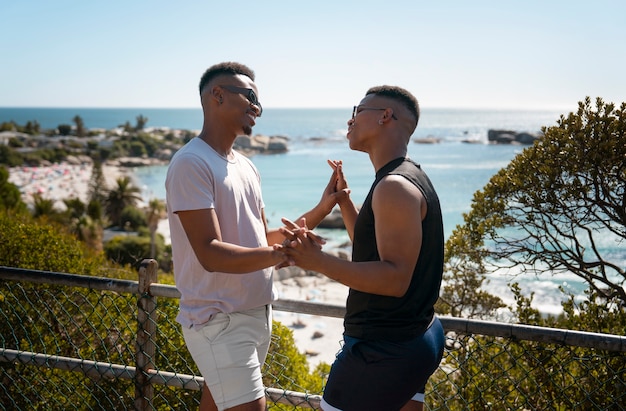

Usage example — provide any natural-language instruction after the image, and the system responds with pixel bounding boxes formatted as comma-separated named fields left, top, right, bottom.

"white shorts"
left=182, top=305, right=272, bottom=411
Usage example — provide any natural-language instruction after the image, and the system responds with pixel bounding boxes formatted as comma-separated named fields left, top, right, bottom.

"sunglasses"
left=352, top=105, right=398, bottom=121
left=220, top=85, right=263, bottom=117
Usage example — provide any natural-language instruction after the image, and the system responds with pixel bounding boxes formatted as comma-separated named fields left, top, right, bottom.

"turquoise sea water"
left=4, top=106, right=608, bottom=314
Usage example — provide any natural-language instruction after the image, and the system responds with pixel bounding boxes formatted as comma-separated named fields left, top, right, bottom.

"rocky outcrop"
left=318, top=208, right=345, bottom=229
left=488, top=129, right=542, bottom=145
left=110, top=157, right=166, bottom=167
left=234, top=134, right=289, bottom=155
left=413, top=137, right=442, bottom=144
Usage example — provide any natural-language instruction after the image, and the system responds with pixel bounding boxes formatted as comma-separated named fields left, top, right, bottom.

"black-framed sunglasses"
left=220, top=85, right=263, bottom=117
left=352, top=105, right=397, bottom=121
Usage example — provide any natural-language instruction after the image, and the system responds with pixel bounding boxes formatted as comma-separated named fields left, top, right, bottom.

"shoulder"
left=376, top=174, right=422, bottom=195
left=373, top=175, right=425, bottom=210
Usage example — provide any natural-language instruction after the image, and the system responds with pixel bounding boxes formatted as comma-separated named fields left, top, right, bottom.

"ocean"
left=2, top=106, right=596, bottom=314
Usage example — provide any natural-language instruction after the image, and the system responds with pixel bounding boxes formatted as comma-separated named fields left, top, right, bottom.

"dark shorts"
left=322, top=317, right=445, bottom=411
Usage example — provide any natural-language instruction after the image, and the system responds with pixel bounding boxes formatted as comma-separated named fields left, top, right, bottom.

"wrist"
left=315, top=201, right=334, bottom=216
left=337, top=196, right=351, bottom=208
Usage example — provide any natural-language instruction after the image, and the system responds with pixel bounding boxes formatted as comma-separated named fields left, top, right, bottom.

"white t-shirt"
left=165, top=137, right=275, bottom=329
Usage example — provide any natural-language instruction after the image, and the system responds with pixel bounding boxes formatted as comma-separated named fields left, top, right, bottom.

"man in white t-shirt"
left=166, top=62, right=347, bottom=411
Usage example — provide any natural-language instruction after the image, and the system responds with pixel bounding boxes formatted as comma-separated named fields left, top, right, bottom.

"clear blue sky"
left=1, top=0, right=624, bottom=110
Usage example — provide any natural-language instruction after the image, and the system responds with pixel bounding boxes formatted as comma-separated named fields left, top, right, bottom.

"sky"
left=1, top=1, right=625, bottom=110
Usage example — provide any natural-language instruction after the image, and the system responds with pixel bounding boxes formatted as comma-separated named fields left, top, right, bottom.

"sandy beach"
left=274, top=271, right=349, bottom=368
left=7, top=161, right=348, bottom=369
left=8, top=161, right=129, bottom=210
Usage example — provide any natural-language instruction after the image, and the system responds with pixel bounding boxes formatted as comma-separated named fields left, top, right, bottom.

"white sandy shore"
left=8, top=161, right=129, bottom=210
left=7, top=162, right=348, bottom=368
left=273, top=273, right=349, bottom=368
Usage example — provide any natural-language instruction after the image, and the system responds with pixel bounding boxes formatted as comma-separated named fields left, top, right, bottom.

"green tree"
left=88, top=161, right=108, bottom=204
left=104, top=176, right=142, bottom=228
left=146, top=198, right=166, bottom=258
left=0, top=166, right=27, bottom=213
left=0, top=145, right=24, bottom=167
left=24, top=120, right=40, bottom=135
left=32, top=193, right=60, bottom=219
left=120, top=205, right=147, bottom=230
left=58, top=124, right=72, bottom=136
left=444, top=97, right=626, bottom=308
left=135, top=114, right=148, bottom=131
left=73, top=115, right=86, bottom=137
left=63, top=197, right=86, bottom=220
left=104, top=234, right=151, bottom=267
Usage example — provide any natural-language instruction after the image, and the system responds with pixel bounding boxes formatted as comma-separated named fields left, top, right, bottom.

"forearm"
left=310, top=253, right=411, bottom=297
left=196, top=240, right=283, bottom=274
left=298, top=201, right=335, bottom=229
left=337, top=198, right=359, bottom=240
left=266, top=227, right=287, bottom=245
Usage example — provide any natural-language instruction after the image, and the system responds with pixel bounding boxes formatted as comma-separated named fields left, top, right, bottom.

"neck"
left=198, top=130, right=235, bottom=159
left=370, top=146, right=407, bottom=172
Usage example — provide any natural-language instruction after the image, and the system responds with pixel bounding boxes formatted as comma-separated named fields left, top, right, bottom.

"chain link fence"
left=1, top=262, right=625, bottom=410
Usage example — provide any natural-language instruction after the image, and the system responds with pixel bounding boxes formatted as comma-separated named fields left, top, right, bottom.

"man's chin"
left=242, top=126, right=253, bottom=136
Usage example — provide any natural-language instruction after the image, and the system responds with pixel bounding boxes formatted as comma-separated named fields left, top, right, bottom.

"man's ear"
left=211, top=85, right=223, bottom=104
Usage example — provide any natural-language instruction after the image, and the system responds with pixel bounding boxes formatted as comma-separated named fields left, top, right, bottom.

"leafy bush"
left=120, top=205, right=147, bottom=231
left=0, top=166, right=27, bottom=213
left=104, top=234, right=152, bottom=268
left=0, top=145, right=24, bottom=167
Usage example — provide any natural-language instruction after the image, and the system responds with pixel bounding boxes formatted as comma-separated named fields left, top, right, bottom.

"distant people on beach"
left=279, top=85, right=445, bottom=411
left=165, top=61, right=348, bottom=411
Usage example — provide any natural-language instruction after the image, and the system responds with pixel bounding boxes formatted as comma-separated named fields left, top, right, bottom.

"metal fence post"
left=135, top=259, right=158, bottom=410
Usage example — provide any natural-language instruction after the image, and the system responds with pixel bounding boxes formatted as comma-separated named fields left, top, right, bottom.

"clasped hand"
left=274, top=217, right=324, bottom=269
left=274, top=159, right=349, bottom=270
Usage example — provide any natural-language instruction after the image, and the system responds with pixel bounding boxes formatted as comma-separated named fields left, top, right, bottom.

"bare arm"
left=328, top=160, right=359, bottom=241
left=300, top=159, right=352, bottom=228
left=268, top=159, right=351, bottom=245
left=282, top=175, right=425, bottom=297
left=178, top=207, right=286, bottom=273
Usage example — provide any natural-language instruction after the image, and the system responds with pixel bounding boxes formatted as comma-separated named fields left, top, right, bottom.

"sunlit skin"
left=180, top=72, right=349, bottom=411
left=276, top=93, right=427, bottom=409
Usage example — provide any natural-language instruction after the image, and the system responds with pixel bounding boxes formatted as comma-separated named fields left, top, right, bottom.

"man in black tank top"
left=280, top=86, right=445, bottom=411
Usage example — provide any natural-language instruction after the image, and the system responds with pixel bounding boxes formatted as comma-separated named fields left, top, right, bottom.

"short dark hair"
left=366, top=85, right=420, bottom=125
left=198, top=62, right=256, bottom=95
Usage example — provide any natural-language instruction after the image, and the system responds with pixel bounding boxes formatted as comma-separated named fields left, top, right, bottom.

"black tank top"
left=344, top=157, right=444, bottom=341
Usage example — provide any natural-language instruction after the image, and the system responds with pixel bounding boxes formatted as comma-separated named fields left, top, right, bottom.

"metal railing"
left=1, top=261, right=625, bottom=410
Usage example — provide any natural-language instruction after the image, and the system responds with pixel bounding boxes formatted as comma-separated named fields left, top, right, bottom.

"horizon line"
left=0, top=105, right=574, bottom=112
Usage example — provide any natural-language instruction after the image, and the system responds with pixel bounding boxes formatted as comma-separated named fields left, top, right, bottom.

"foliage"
left=63, top=197, right=86, bottom=219
left=104, top=234, right=154, bottom=268
left=104, top=176, right=142, bottom=228
left=0, top=166, right=27, bottom=213
left=0, top=120, right=39, bottom=134
left=264, top=321, right=330, bottom=410
left=436, top=245, right=506, bottom=319
left=0, top=209, right=111, bottom=275
left=0, top=116, right=177, bottom=169
left=88, top=161, right=108, bottom=204
left=73, top=115, right=86, bottom=137
left=432, top=98, right=626, bottom=409
left=0, top=144, right=24, bottom=167
left=146, top=198, right=166, bottom=259
left=0, top=208, right=328, bottom=409
left=135, top=114, right=148, bottom=131
left=22, top=147, right=69, bottom=166
left=441, top=97, right=626, bottom=316
left=31, top=193, right=60, bottom=220
left=430, top=286, right=626, bottom=410
left=58, top=124, right=72, bottom=136
left=112, top=132, right=161, bottom=158
left=120, top=205, right=147, bottom=231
